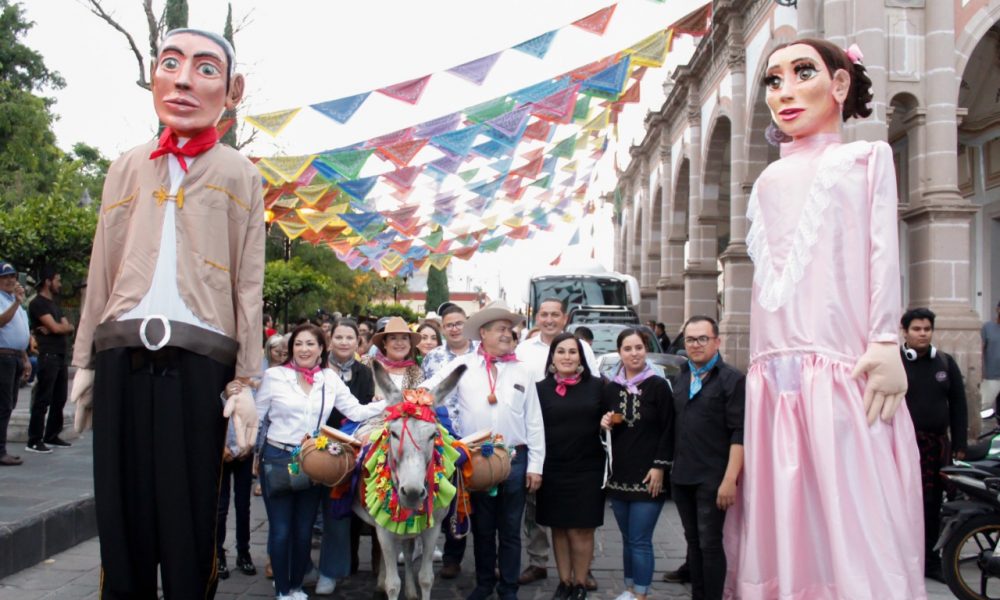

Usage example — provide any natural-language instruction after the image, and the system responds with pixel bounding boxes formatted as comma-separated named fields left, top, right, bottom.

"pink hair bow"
left=845, top=43, right=864, bottom=65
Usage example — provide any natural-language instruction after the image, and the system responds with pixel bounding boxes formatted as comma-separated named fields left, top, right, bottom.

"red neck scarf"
left=478, top=346, right=518, bottom=404
left=148, top=126, right=219, bottom=172
left=375, top=352, right=417, bottom=369
left=554, top=373, right=582, bottom=397
left=284, top=362, right=322, bottom=385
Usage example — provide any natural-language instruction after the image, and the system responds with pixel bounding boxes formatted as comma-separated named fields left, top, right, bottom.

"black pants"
left=917, top=430, right=950, bottom=563
left=27, top=352, right=67, bottom=445
left=673, top=481, right=726, bottom=600
left=93, top=346, right=231, bottom=600
left=0, top=354, right=18, bottom=457
left=216, top=456, right=253, bottom=556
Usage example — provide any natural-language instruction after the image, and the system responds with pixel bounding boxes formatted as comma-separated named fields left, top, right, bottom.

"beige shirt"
left=73, top=139, right=265, bottom=378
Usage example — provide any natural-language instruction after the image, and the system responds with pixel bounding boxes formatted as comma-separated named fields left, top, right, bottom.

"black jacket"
left=668, top=357, right=745, bottom=486
left=901, top=348, right=967, bottom=452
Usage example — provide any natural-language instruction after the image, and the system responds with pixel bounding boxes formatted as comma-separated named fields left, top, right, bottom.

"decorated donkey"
left=353, top=361, right=468, bottom=600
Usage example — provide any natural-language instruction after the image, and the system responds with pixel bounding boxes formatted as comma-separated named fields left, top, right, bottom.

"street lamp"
left=265, top=209, right=294, bottom=330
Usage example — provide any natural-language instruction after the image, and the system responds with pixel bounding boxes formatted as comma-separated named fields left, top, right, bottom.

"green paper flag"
left=316, top=149, right=374, bottom=181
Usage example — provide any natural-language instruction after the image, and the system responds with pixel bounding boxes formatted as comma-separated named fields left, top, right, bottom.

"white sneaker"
left=276, top=595, right=295, bottom=600
left=397, top=550, right=406, bottom=564
left=315, top=575, right=336, bottom=595
left=432, top=546, right=443, bottom=562
left=291, top=590, right=309, bottom=600
left=612, top=591, right=636, bottom=600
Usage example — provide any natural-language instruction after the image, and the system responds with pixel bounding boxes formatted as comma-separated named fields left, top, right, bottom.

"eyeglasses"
left=443, top=322, right=465, bottom=330
left=683, top=335, right=716, bottom=346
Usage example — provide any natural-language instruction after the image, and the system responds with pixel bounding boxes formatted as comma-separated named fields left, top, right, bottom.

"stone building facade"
left=613, top=0, right=1000, bottom=412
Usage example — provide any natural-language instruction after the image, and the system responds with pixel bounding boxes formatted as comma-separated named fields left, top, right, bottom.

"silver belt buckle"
left=139, top=315, right=171, bottom=351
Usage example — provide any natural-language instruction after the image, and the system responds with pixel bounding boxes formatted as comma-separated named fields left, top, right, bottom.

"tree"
left=163, top=0, right=187, bottom=31
left=263, top=257, right=326, bottom=328
left=219, top=3, right=237, bottom=147
left=0, top=0, right=65, bottom=208
left=425, top=266, right=450, bottom=313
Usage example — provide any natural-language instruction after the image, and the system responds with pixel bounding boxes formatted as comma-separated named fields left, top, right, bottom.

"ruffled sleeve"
left=865, top=142, right=902, bottom=343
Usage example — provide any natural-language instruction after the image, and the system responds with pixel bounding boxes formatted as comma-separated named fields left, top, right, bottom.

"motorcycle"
left=937, top=409, right=1000, bottom=599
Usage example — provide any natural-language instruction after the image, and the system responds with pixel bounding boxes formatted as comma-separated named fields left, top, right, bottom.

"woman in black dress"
left=599, top=328, right=672, bottom=600
left=536, top=332, right=605, bottom=600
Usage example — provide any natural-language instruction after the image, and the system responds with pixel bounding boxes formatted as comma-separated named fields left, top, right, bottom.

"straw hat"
left=370, top=316, right=421, bottom=349
left=463, top=300, right=525, bottom=341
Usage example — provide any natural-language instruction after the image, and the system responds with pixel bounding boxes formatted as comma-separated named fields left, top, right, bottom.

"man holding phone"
left=0, top=260, right=31, bottom=466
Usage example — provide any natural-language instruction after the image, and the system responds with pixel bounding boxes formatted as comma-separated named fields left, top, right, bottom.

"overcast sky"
left=23, top=0, right=705, bottom=304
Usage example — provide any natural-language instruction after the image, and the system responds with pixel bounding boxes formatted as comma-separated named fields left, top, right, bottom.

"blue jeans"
left=610, top=497, right=665, bottom=595
left=469, top=447, right=528, bottom=600
left=319, top=510, right=351, bottom=579
left=260, top=445, right=325, bottom=595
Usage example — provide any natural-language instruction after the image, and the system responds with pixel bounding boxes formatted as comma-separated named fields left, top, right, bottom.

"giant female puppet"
left=724, top=39, right=925, bottom=599
left=70, top=29, right=263, bottom=599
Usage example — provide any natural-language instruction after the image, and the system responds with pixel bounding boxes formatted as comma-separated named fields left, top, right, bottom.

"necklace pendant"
left=487, top=393, right=497, bottom=405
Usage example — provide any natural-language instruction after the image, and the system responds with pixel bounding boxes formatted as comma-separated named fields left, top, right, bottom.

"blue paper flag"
left=415, top=113, right=462, bottom=138
left=311, top=92, right=371, bottom=124
left=581, top=55, right=631, bottom=97
left=430, top=125, right=482, bottom=157
left=511, top=78, right=571, bottom=104
left=340, top=211, right=385, bottom=234
left=471, top=140, right=510, bottom=160
left=338, top=176, right=379, bottom=202
left=468, top=177, right=504, bottom=200
left=513, top=30, right=557, bottom=59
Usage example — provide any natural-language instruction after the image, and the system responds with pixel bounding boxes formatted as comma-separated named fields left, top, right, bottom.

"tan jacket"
left=73, top=139, right=265, bottom=378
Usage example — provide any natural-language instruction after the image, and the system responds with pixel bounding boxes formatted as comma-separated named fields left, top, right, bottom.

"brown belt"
left=94, top=318, right=238, bottom=366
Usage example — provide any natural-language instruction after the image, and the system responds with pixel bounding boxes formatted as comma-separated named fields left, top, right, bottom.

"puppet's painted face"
left=764, top=44, right=848, bottom=140
left=152, top=32, right=232, bottom=137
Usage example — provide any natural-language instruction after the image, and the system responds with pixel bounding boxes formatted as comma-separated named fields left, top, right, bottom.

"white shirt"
left=119, top=149, right=222, bottom=333
left=515, top=334, right=599, bottom=382
left=422, top=351, right=546, bottom=474
left=256, top=366, right=386, bottom=446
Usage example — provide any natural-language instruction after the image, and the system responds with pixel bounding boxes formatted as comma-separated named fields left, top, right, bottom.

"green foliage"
left=263, top=257, right=326, bottom=322
left=163, top=0, right=188, bottom=31
left=0, top=1, right=64, bottom=91
left=0, top=187, right=98, bottom=290
left=425, top=266, right=450, bottom=313
left=0, top=81, right=62, bottom=207
left=220, top=3, right=237, bottom=147
left=366, top=303, right=420, bottom=323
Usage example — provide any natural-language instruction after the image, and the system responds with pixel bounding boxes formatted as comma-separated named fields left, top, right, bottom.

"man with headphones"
left=899, top=307, right=967, bottom=582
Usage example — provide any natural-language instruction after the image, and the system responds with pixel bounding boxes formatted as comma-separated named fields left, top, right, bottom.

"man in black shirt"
left=899, top=307, right=967, bottom=582
left=667, top=315, right=744, bottom=600
left=26, top=266, right=74, bottom=453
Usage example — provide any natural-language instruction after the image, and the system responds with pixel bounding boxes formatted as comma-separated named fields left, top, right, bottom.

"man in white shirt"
left=422, top=300, right=544, bottom=600
left=514, top=297, right=597, bottom=587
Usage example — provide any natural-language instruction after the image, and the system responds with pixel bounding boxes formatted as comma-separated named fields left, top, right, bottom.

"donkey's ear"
left=371, top=360, right=403, bottom=405
left=430, top=364, right=466, bottom=406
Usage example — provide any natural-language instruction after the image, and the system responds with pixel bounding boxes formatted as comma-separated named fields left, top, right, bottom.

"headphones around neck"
left=903, top=342, right=936, bottom=362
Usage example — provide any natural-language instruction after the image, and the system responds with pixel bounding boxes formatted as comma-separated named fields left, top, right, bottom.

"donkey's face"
left=372, top=361, right=466, bottom=510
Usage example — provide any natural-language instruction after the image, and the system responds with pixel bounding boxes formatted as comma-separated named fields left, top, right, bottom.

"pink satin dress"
left=723, top=133, right=926, bottom=599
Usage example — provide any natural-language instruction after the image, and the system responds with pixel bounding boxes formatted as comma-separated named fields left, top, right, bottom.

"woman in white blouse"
left=255, top=323, right=385, bottom=600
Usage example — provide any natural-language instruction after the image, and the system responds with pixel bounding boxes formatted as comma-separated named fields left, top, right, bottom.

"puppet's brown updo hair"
left=766, top=38, right=874, bottom=122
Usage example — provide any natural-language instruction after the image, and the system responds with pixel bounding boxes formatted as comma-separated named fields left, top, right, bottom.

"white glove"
left=851, top=342, right=908, bottom=425
left=223, top=386, right=258, bottom=456
left=70, top=368, right=95, bottom=433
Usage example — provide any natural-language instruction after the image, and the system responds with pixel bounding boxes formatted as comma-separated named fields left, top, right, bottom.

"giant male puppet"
left=71, top=29, right=263, bottom=599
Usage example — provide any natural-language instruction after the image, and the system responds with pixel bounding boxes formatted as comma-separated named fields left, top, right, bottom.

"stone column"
left=655, top=131, right=676, bottom=327
left=902, top=0, right=982, bottom=428
left=823, top=0, right=849, bottom=49
left=719, top=27, right=753, bottom=371
left=683, top=82, right=720, bottom=320
left=797, top=0, right=820, bottom=38
left=851, top=1, right=887, bottom=141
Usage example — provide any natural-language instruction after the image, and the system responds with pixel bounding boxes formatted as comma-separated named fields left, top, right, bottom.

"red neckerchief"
left=554, top=373, right=582, bottom=397
left=148, top=126, right=219, bottom=172
left=284, top=362, right=322, bottom=386
left=478, top=346, right=517, bottom=404
left=374, top=352, right=417, bottom=369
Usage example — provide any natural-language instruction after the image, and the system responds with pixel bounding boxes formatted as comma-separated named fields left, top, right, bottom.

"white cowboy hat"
left=463, top=300, right=525, bottom=341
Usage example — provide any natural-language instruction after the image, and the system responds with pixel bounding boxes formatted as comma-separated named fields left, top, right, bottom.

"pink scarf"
left=477, top=345, right=518, bottom=369
left=284, top=362, right=322, bottom=385
left=375, top=351, right=417, bottom=369
left=554, top=374, right=581, bottom=397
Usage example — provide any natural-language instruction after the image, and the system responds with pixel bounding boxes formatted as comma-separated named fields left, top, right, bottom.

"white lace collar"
left=746, top=141, right=873, bottom=312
